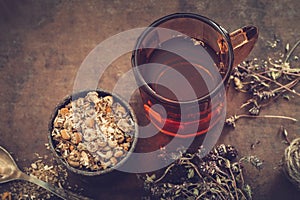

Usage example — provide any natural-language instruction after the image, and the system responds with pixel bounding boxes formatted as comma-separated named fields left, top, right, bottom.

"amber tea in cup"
left=132, top=13, right=258, bottom=138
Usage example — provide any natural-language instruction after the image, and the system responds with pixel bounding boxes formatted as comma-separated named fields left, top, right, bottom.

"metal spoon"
left=0, top=146, right=92, bottom=200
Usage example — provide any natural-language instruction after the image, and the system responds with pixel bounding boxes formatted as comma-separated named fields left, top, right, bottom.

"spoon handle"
left=19, top=172, right=92, bottom=200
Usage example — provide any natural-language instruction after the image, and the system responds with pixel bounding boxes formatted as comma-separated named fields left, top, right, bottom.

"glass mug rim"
left=131, top=12, right=234, bottom=105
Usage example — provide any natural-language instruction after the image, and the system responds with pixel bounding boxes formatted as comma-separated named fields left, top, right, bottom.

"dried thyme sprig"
left=225, top=114, right=297, bottom=128
left=227, top=38, right=300, bottom=128
left=236, top=65, right=300, bottom=97
left=240, top=155, right=263, bottom=170
left=141, top=144, right=252, bottom=200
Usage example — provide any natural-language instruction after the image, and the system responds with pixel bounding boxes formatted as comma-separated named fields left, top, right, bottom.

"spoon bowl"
left=0, top=146, right=20, bottom=183
left=0, top=146, right=91, bottom=200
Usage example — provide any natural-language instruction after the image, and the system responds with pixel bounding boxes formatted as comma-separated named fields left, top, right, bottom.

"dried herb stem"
left=240, top=78, right=298, bottom=109
left=284, top=39, right=300, bottom=63
left=182, top=159, right=205, bottom=180
left=197, top=186, right=227, bottom=200
left=226, top=114, right=297, bottom=128
left=272, top=77, right=300, bottom=93
left=181, top=189, right=192, bottom=198
left=238, top=65, right=300, bottom=97
left=238, top=163, right=245, bottom=186
left=237, top=189, right=248, bottom=200
left=181, top=186, right=197, bottom=197
left=283, top=72, right=300, bottom=77
left=237, top=114, right=297, bottom=121
left=257, top=69, right=300, bottom=77
left=142, top=145, right=251, bottom=199
left=230, top=114, right=296, bottom=124
left=206, top=173, right=233, bottom=197
left=218, top=157, right=239, bottom=199
left=153, top=163, right=175, bottom=184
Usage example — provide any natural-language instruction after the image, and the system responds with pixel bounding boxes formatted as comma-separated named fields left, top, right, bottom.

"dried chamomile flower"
left=51, top=91, right=135, bottom=171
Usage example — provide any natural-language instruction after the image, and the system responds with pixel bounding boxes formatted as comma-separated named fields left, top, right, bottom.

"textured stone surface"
left=0, top=0, right=299, bottom=199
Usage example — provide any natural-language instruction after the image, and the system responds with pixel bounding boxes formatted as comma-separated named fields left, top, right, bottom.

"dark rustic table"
left=0, top=0, right=299, bottom=199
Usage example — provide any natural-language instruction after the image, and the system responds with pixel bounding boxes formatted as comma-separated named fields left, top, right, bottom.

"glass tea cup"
left=131, top=13, right=258, bottom=138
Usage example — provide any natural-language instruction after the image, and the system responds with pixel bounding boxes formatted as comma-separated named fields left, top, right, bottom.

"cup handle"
left=229, top=26, right=258, bottom=67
